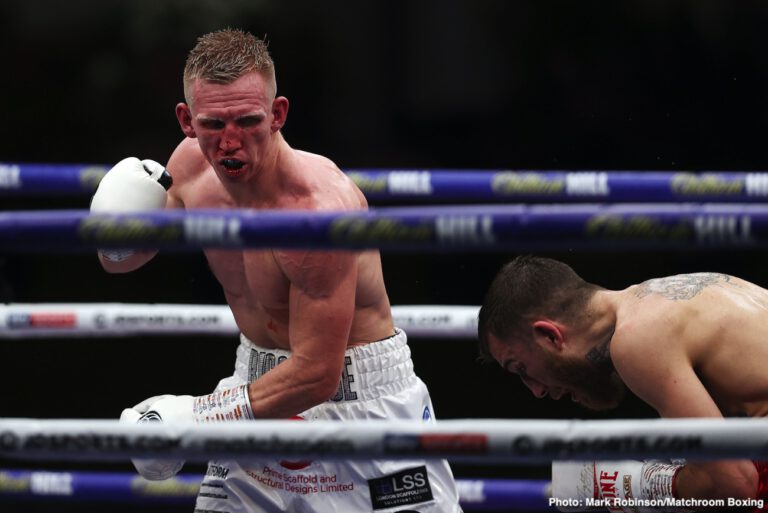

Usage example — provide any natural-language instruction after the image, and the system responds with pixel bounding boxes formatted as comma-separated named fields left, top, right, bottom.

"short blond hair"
left=183, top=29, right=276, bottom=104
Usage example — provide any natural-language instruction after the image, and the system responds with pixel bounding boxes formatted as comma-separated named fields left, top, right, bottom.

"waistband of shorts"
left=234, top=328, right=414, bottom=402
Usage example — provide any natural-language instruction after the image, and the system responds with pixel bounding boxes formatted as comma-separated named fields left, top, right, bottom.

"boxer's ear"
left=271, top=96, right=289, bottom=132
left=176, top=103, right=196, bottom=138
left=532, top=320, right=565, bottom=351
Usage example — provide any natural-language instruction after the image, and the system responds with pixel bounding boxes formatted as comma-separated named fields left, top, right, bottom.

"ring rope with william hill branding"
left=0, top=204, right=765, bottom=252
left=0, top=303, right=479, bottom=339
left=4, top=162, right=768, bottom=203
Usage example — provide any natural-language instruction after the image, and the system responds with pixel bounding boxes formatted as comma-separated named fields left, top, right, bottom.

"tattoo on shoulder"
left=635, top=273, right=731, bottom=300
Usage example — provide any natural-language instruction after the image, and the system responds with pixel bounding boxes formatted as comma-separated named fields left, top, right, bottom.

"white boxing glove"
left=551, top=460, right=687, bottom=513
left=120, top=385, right=255, bottom=480
left=90, top=157, right=173, bottom=262
left=120, top=394, right=194, bottom=481
left=594, top=460, right=688, bottom=513
left=91, top=157, right=172, bottom=213
left=550, top=461, right=601, bottom=512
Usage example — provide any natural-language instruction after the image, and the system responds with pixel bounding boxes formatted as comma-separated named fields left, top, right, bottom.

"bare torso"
left=612, top=273, right=768, bottom=417
left=166, top=137, right=393, bottom=349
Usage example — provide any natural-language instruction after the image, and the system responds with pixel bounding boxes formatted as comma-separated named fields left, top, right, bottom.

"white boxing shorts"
left=194, top=328, right=463, bottom=513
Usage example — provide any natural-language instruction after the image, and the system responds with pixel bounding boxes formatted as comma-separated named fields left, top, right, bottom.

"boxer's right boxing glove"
left=120, top=386, right=254, bottom=480
left=90, top=157, right=173, bottom=262
left=551, top=460, right=685, bottom=513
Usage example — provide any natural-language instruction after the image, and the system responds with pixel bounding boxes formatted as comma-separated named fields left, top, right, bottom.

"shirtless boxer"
left=91, top=29, right=462, bottom=513
left=478, top=255, right=768, bottom=511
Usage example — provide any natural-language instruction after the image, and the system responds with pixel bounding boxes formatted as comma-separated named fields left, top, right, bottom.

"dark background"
left=2, top=1, right=768, bottom=511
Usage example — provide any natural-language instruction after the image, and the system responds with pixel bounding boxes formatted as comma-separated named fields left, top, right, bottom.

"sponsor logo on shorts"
left=329, top=356, right=358, bottom=402
left=248, top=349, right=289, bottom=382
left=368, top=466, right=433, bottom=510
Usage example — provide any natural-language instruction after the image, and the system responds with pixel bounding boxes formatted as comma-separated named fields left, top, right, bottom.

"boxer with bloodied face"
left=92, top=29, right=462, bottom=513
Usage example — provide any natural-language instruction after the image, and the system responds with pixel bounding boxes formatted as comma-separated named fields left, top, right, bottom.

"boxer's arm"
left=613, top=335, right=758, bottom=502
left=244, top=249, right=357, bottom=417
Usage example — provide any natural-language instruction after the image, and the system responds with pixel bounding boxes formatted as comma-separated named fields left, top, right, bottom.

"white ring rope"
left=0, top=303, right=479, bottom=339
left=0, top=417, right=764, bottom=464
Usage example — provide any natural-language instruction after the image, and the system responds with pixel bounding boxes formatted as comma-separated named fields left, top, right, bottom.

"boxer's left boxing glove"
left=91, top=157, right=172, bottom=213
left=90, top=157, right=172, bottom=262
left=120, top=385, right=254, bottom=481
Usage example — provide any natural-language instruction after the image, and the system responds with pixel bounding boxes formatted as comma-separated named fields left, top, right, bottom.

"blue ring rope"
left=3, top=162, right=768, bottom=203
left=0, top=469, right=550, bottom=511
left=0, top=204, right=762, bottom=252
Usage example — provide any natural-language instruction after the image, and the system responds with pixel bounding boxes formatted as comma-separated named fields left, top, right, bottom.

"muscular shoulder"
left=609, top=275, right=726, bottom=382
left=274, top=248, right=356, bottom=298
left=610, top=293, right=682, bottom=361
left=289, top=150, right=367, bottom=210
left=165, top=138, right=210, bottom=205
left=167, top=137, right=208, bottom=181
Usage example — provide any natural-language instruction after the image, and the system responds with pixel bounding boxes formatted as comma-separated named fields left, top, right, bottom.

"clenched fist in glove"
left=120, top=385, right=254, bottom=480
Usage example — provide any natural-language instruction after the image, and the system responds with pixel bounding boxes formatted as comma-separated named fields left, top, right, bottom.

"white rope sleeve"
left=0, top=303, right=479, bottom=339
left=0, top=417, right=766, bottom=463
